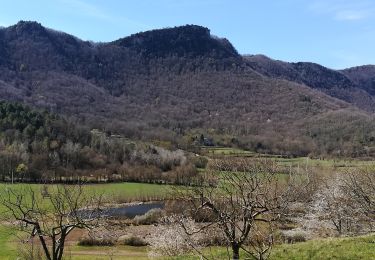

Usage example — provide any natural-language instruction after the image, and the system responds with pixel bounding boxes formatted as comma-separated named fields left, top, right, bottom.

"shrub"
left=77, top=236, right=115, bottom=246
left=191, top=155, right=208, bottom=168
left=147, top=218, right=201, bottom=257
left=121, top=236, right=148, bottom=247
left=133, top=208, right=164, bottom=225
left=201, top=233, right=227, bottom=246
left=283, top=232, right=307, bottom=244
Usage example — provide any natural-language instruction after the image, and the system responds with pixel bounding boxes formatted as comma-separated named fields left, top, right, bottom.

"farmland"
left=202, top=146, right=375, bottom=168
left=0, top=149, right=374, bottom=259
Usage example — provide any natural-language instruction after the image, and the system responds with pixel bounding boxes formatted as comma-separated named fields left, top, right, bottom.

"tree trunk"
left=36, top=228, right=52, bottom=260
left=232, top=243, right=240, bottom=260
left=57, top=233, right=66, bottom=260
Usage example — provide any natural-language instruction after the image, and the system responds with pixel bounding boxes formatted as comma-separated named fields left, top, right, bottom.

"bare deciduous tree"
left=0, top=184, right=103, bottom=260
left=319, top=174, right=358, bottom=235
left=342, top=168, right=375, bottom=219
left=341, top=168, right=375, bottom=232
left=173, top=159, right=291, bottom=260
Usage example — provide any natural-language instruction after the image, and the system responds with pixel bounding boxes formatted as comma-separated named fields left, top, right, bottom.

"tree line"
left=0, top=101, right=202, bottom=184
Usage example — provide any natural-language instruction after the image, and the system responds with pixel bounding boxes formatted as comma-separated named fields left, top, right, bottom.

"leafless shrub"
left=78, top=236, right=115, bottom=246
left=132, top=208, right=164, bottom=225
left=121, top=235, right=148, bottom=246
left=342, top=168, right=375, bottom=220
left=281, top=231, right=307, bottom=244
left=17, top=239, right=44, bottom=260
left=147, top=216, right=202, bottom=258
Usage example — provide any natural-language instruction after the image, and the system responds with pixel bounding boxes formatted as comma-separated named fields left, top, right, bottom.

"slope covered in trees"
left=0, top=21, right=375, bottom=157
left=0, top=101, right=199, bottom=183
left=244, top=55, right=375, bottom=112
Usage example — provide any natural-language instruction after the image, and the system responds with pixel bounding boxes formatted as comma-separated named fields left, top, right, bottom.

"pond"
left=102, top=202, right=164, bottom=218
left=79, top=202, right=165, bottom=218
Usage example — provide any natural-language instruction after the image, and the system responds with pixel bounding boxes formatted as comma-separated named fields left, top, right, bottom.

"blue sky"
left=1, top=0, right=374, bottom=69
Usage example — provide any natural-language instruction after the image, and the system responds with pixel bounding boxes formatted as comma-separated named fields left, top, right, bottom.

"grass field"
left=170, top=234, right=375, bottom=260
left=202, top=146, right=375, bottom=169
left=270, top=234, right=375, bottom=260
left=0, top=182, right=169, bottom=201
left=201, top=147, right=257, bottom=156
left=85, top=182, right=170, bottom=202
left=1, top=226, right=374, bottom=259
left=0, top=182, right=170, bottom=219
left=0, top=226, right=17, bottom=260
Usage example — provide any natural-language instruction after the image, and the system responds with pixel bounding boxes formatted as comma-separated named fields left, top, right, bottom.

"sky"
left=0, top=0, right=374, bottom=69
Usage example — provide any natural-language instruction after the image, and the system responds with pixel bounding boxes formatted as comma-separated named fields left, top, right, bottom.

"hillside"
left=341, top=65, right=375, bottom=95
left=0, top=101, right=201, bottom=183
left=245, top=55, right=375, bottom=112
left=0, top=21, right=375, bottom=157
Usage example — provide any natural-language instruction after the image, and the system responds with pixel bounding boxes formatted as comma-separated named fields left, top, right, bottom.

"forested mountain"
left=244, top=55, right=375, bottom=112
left=0, top=21, right=375, bottom=157
left=341, top=65, right=375, bottom=95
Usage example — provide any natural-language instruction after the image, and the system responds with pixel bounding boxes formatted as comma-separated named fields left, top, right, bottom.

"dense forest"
left=0, top=101, right=202, bottom=183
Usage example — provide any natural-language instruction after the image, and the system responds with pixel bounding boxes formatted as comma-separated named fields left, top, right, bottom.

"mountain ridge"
left=0, top=21, right=375, bottom=157
left=113, top=24, right=239, bottom=58
left=245, top=54, right=375, bottom=112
